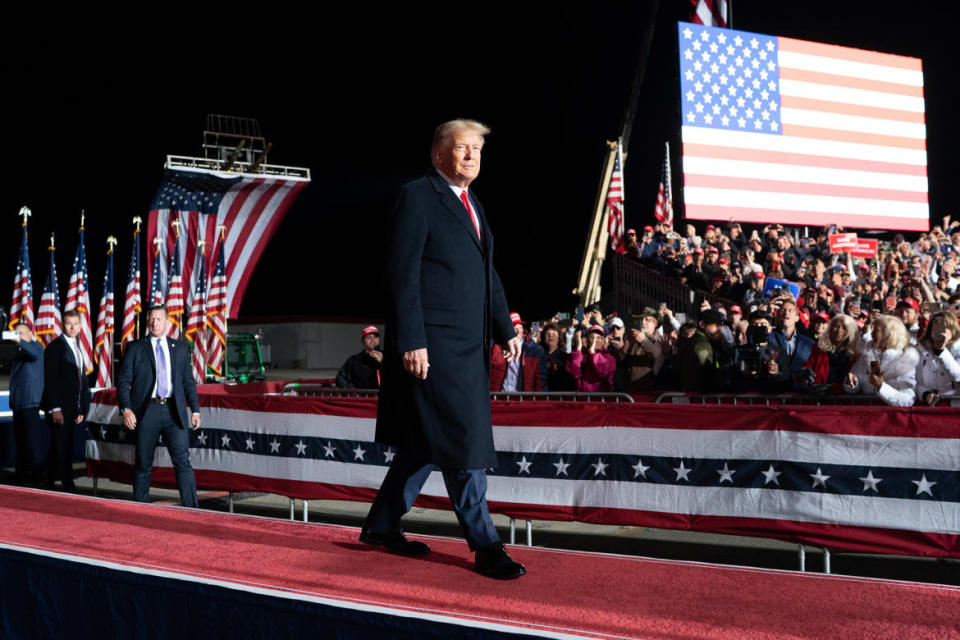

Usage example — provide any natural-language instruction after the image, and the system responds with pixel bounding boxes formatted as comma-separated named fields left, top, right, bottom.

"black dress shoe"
left=359, top=528, right=431, bottom=556
left=475, top=542, right=526, bottom=580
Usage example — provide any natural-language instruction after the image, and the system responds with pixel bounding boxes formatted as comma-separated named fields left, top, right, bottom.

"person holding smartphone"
left=844, top=315, right=918, bottom=406
left=916, top=311, right=960, bottom=405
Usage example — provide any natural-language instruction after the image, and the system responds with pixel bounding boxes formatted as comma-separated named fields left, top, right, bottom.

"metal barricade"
left=282, top=385, right=634, bottom=403
left=490, top=391, right=635, bottom=403
left=654, top=392, right=888, bottom=406
left=607, top=254, right=737, bottom=319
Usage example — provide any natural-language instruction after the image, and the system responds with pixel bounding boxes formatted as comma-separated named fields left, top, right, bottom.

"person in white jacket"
left=916, top=311, right=960, bottom=405
left=844, top=315, right=919, bottom=407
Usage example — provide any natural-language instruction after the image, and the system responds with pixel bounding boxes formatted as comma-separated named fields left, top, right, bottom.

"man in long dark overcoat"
left=361, top=119, right=526, bottom=579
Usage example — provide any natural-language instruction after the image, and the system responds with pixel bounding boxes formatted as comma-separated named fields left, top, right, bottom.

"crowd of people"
left=335, top=218, right=960, bottom=406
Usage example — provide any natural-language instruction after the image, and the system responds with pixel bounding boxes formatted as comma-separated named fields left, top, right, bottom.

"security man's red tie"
left=460, top=191, right=481, bottom=241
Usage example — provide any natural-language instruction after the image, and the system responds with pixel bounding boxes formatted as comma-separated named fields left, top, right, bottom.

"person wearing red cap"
left=566, top=324, right=616, bottom=391
left=335, top=325, right=383, bottom=389
left=895, top=297, right=924, bottom=344
left=489, top=313, right=545, bottom=392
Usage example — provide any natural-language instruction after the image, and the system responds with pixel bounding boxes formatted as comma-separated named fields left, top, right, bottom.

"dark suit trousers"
left=46, top=413, right=78, bottom=491
left=363, top=449, right=500, bottom=550
left=13, top=407, right=43, bottom=479
left=133, top=402, right=198, bottom=508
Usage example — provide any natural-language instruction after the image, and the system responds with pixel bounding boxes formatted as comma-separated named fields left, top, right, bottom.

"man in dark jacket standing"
left=9, top=322, right=44, bottom=482
left=362, top=119, right=526, bottom=580
left=335, top=325, right=382, bottom=389
left=42, top=310, right=91, bottom=491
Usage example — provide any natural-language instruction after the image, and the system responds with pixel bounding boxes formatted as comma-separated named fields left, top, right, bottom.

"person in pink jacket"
left=566, top=325, right=616, bottom=391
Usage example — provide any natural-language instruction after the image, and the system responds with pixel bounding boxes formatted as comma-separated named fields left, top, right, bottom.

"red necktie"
left=460, top=190, right=481, bottom=241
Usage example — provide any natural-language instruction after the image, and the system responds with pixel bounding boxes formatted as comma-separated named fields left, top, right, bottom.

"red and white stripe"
left=35, top=296, right=61, bottom=346
left=606, top=143, right=625, bottom=253
left=94, top=267, right=114, bottom=388
left=120, top=232, right=141, bottom=354
left=690, top=0, right=727, bottom=28
left=205, top=238, right=227, bottom=377
left=653, top=142, right=674, bottom=228
left=146, top=170, right=308, bottom=320
left=682, top=34, right=928, bottom=231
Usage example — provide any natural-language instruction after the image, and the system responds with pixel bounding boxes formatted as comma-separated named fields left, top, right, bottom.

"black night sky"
left=3, top=3, right=955, bottom=323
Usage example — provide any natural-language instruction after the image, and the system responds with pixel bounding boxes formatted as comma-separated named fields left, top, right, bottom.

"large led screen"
left=678, top=22, right=928, bottom=231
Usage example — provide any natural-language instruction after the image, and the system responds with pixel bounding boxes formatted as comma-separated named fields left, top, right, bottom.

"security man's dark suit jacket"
left=376, top=169, right=514, bottom=469
left=42, top=335, right=91, bottom=418
left=116, top=336, right=200, bottom=429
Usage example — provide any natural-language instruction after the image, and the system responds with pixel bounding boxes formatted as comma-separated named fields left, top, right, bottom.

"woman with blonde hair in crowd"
left=798, top=314, right=860, bottom=393
left=916, top=311, right=960, bottom=405
left=844, top=315, right=918, bottom=406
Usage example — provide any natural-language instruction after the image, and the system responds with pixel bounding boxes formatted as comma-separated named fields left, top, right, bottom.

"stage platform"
left=1, top=485, right=958, bottom=639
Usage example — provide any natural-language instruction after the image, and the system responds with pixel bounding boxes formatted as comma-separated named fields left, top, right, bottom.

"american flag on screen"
left=690, top=0, right=727, bottom=28
left=35, top=239, right=62, bottom=346
left=8, top=222, right=33, bottom=331
left=206, top=230, right=228, bottom=377
left=65, top=228, right=94, bottom=374
left=147, top=168, right=309, bottom=319
left=185, top=243, right=207, bottom=384
left=94, top=244, right=115, bottom=388
left=653, top=142, right=674, bottom=227
left=120, top=227, right=141, bottom=353
left=606, top=142, right=625, bottom=253
left=165, top=221, right=184, bottom=339
left=678, top=22, right=928, bottom=231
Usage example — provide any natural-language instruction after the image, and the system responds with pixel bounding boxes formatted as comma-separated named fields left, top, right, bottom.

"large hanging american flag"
left=8, top=215, right=34, bottom=331
left=606, top=141, right=625, bottom=253
left=206, top=228, right=228, bottom=377
left=653, top=142, right=674, bottom=227
left=165, top=220, right=184, bottom=339
left=35, top=236, right=62, bottom=347
left=690, top=0, right=727, bottom=28
left=146, top=167, right=309, bottom=319
left=65, top=225, right=94, bottom=374
left=94, top=242, right=115, bottom=388
left=678, top=22, right=928, bottom=231
left=185, top=242, right=208, bottom=384
left=120, top=225, right=141, bottom=353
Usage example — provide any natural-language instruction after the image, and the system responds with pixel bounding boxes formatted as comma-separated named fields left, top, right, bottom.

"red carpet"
left=1, top=485, right=958, bottom=639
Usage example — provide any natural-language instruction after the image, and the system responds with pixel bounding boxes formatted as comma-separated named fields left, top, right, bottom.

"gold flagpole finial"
left=80, top=209, right=86, bottom=230
left=171, top=218, right=181, bottom=237
left=133, top=216, right=143, bottom=231
left=197, top=239, right=206, bottom=254
left=49, top=232, right=55, bottom=250
left=19, top=206, right=31, bottom=226
left=107, top=236, right=118, bottom=253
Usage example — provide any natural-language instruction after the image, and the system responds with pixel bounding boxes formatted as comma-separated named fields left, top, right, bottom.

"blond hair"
left=922, top=311, right=960, bottom=350
left=819, top=313, right=860, bottom=355
left=431, top=119, right=490, bottom=153
left=873, top=314, right=909, bottom=351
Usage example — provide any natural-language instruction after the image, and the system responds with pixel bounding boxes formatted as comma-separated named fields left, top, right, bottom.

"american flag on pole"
left=146, top=167, right=309, bottom=319
left=8, top=217, right=34, bottom=331
left=185, top=242, right=208, bottom=384
left=653, top=142, right=674, bottom=228
left=120, top=225, right=141, bottom=354
left=65, top=225, right=94, bottom=374
left=606, top=141, right=626, bottom=253
left=94, top=242, right=115, bottom=388
left=690, top=0, right=727, bottom=28
left=35, top=236, right=62, bottom=347
left=678, top=22, right=928, bottom=231
left=164, top=221, right=184, bottom=339
left=148, top=237, right=164, bottom=308
left=206, top=228, right=228, bottom=377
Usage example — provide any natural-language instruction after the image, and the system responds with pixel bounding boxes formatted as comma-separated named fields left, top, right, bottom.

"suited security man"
left=362, top=119, right=526, bottom=580
left=42, top=310, right=91, bottom=491
left=116, top=304, right=202, bottom=507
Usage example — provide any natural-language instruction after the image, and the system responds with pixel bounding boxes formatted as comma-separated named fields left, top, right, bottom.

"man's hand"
left=122, top=408, right=137, bottom=430
left=369, top=350, right=383, bottom=363
left=51, top=410, right=64, bottom=425
left=503, top=336, right=522, bottom=361
left=191, top=413, right=202, bottom=430
left=869, top=373, right=884, bottom=389
left=767, top=360, right=779, bottom=375
left=846, top=372, right=859, bottom=388
left=403, top=348, right=430, bottom=379
left=75, top=414, right=84, bottom=424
